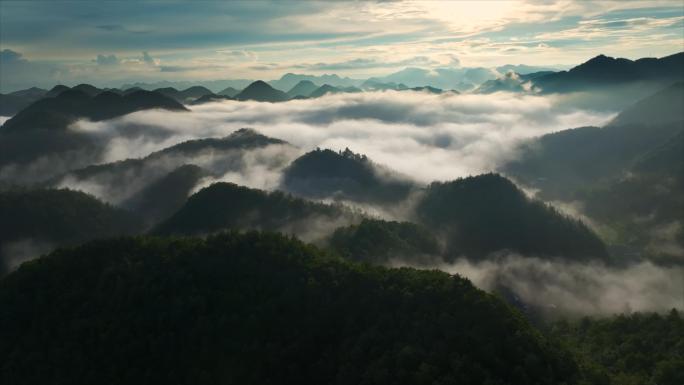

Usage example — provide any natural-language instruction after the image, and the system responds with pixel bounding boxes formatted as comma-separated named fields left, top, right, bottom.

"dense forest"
left=414, top=174, right=608, bottom=261
left=153, top=182, right=359, bottom=240
left=282, top=148, right=416, bottom=204
left=551, top=311, right=684, bottom=385
left=0, top=232, right=579, bottom=385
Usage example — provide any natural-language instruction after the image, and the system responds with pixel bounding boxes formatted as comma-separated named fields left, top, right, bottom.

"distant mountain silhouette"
left=532, top=52, right=684, bottom=93
left=45, top=85, right=71, bottom=97
left=72, top=83, right=102, bottom=96
left=1, top=88, right=187, bottom=132
left=235, top=80, right=290, bottom=102
left=281, top=148, right=416, bottom=204
left=217, top=86, right=240, bottom=97
left=153, top=86, right=214, bottom=103
left=308, top=84, right=341, bottom=98
left=269, top=73, right=361, bottom=91
left=307, top=84, right=362, bottom=98
left=475, top=71, right=550, bottom=94
left=409, top=85, right=443, bottom=94
left=286, top=80, right=318, bottom=97
left=190, top=94, right=233, bottom=105
left=361, top=80, right=409, bottom=91
left=415, top=173, right=608, bottom=261
left=0, top=87, right=47, bottom=116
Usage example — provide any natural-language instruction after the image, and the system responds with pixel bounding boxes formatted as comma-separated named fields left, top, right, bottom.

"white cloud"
left=73, top=91, right=611, bottom=184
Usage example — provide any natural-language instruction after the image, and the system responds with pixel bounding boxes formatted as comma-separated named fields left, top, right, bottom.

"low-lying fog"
left=71, top=90, right=615, bottom=185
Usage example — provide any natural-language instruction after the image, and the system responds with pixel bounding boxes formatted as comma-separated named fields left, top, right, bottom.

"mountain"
left=328, top=219, right=441, bottom=264
left=234, top=80, right=290, bottom=102
left=609, top=82, right=684, bottom=127
left=370, top=66, right=499, bottom=91
left=308, top=84, right=342, bottom=98
left=0, top=231, right=579, bottom=385
left=286, top=80, right=318, bottom=97
left=361, top=80, right=409, bottom=91
left=307, top=84, right=361, bottom=98
left=122, top=164, right=210, bottom=227
left=51, top=128, right=292, bottom=207
left=153, top=183, right=358, bottom=240
left=281, top=148, right=416, bottom=204
left=72, top=83, right=103, bottom=96
left=154, top=86, right=214, bottom=103
left=121, top=79, right=254, bottom=93
left=0, top=87, right=47, bottom=116
left=502, top=84, right=684, bottom=262
left=269, top=73, right=362, bottom=91
left=45, top=84, right=71, bottom=97
left=532, top=52, right=684, bottom=93
left=217, top=86, right=240, bottom=97
left=190, top=94, right=233, bottom=105
left=475, top=71, right=548, bottom=94
left=0, top=188, right=142, bottom=275
left=409, top=86, right=443, bottom=94
left=1, top=88, right=187, bottom=132
left=415, top=173, right=608, bottom=261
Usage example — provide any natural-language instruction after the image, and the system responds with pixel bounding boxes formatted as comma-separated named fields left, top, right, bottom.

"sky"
left=1, top=0, right=683, bottom=91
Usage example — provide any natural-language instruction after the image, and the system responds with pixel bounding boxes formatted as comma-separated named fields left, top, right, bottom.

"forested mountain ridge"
left=153, top=182, right=360, bottom=241
left=551, top=311, right=684, bottom=385
left=49, top=128, right=295, bottom=207
left=0, top=188, right=143, bottom=276
left=414, top=173, right=608, bottom=261
left=281, top=148, right=416, bottom=204
left=0, top=231, right=580, bottom=385
left=502, top=83, right=684, bottom=262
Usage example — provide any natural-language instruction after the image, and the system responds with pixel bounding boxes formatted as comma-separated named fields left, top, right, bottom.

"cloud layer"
left=72, top=90, right=613, bottom=185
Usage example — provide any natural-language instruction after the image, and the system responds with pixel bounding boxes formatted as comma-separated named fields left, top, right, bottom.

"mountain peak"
left=235, top=80, right=289, bottom=102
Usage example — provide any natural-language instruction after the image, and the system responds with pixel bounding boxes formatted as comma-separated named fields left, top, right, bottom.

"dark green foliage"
left=234, top=80, right=289, bottom=102
left=328, top=219, right=441, bottom=264
left=551, top=311, right=684, bottom=385
left=282, top=148, right=415, bottom=204
left=153, top=182, right=355, bottom=237
left=0, top=232, right=580, bottom=385
left=415, top=174, right=607, bottom=261
left=153, top=127, right=286, bottom=157
left=0, top=189, right=143, bottom=247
